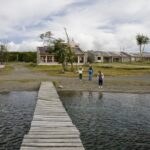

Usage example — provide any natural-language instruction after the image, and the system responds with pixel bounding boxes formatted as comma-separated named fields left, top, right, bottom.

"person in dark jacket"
left=97, top=71, right=104, bottom=88
left=88, top=66, right=93, bottom=80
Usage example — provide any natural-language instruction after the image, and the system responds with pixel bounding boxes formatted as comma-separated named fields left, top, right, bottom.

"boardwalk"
left=20, top=82, right=85, bottom=150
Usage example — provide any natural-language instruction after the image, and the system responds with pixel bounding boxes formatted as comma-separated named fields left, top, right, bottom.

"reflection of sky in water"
left=0, top=91, right=37, bottom=150
left=59, top=91, right=150, bottom=150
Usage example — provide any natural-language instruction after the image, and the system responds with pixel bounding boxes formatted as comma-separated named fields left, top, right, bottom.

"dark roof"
left=91, top=51, right=122, bottom=57
left=72, top=46, right=84, bottom=54
left=37, top=46, right=54, bottom=55
left=143, top=52, right=150, bottom=57
left=130, top=52, right=150, bottom=57
left=89, top=50, right=150, bottom=58
left=37, top=45, right=84, bottom=55
left=89, top=50, right=137, bottom=58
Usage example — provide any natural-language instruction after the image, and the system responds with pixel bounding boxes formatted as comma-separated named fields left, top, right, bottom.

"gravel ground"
left=0, top=64, right=150, bottom=93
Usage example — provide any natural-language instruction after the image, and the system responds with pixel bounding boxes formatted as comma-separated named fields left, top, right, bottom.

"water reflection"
left=58, top=91, right=150, bottom=150
left=0, top=91, right=37, bottom=150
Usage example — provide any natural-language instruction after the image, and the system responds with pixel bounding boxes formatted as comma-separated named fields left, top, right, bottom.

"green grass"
left=26, top=62, right=150, bottom=77
left=0, top=65, right=14, bottom=75
left=93, top=62, right=150, bottom=76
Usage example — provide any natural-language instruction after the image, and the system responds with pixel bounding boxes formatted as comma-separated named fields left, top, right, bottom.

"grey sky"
left=0, top=0, right=150, bottom=51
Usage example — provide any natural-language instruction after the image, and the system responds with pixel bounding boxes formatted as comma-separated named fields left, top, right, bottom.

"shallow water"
left=58, top=91, right=150, bottom=150
left=0, top=91, right=37, bottom=150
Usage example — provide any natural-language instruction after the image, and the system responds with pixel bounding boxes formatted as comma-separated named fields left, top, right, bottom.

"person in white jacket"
left=78, top=67, right=83, bottom=80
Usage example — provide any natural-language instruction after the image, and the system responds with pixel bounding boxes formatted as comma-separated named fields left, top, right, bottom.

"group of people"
left=78, top=66, right=104, bottom=88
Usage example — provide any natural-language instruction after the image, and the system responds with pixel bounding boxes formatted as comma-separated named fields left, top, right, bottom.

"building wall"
left=122, top=57, right=131, bottom=62
left=95, top=55, right=103, bottom=62
left=37, top=51, right=87, bottom=65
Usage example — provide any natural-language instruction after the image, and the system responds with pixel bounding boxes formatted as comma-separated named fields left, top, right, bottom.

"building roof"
left=143, top=52, right=150, bottom=57
left=37, top=44, right=84, bottom=55
left=89, top=50, right=150, bottom=58
left=130, top=52, right=150, bottom=57
left=90, top=51, right=123, bottom=57
left=72, top=45, right=84, bottom=54
left=37, top=46, right=55, bottom=55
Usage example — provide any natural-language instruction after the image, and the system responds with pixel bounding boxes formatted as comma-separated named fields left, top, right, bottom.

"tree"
left=0, top=44, right=8, bottom=64
left=40, top=31, right=53, bottom=45
left=53, top=39, right=68, bottom=71
left=7, top=52, right=36, bottom=63
left=40, top=30, right=76, bottom=71
left=66, top=46, right=76, bottom=71
left=40, top=31, right=54, bottom=53
left=64, top=28, right=76, bottom=71
left=136, top=34, right=149, bottom=60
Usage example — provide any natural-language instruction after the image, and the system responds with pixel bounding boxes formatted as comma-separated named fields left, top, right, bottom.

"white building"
left=37, top=40, right=88, bottom=65
left=87, top=51, right=146, bottom=63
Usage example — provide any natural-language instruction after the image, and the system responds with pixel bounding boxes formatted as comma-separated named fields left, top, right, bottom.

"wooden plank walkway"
left=20, top=82, right=85, bottom=150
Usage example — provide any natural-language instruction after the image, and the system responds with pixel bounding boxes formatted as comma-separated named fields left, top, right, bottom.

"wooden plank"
left=33, top=113, right=68, bottom=116
left=21, top=147, right=85, bottom=150
left=33, top=116, right=70, bottom=119
left=29, top=127, right=80, bottom=132
left=32, top=118, right=71, bottom=122
left=22, top=143, right=83, bottom=147
left=22, top=138, right=82, bottom=143
left=25, top=131, right=80, bottom=135
left=24, top=135, right=80, bottom=139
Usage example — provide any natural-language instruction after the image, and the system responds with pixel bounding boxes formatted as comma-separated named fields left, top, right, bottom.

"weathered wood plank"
left=29, top=127, right=79, bottom=132
left=25, top=131, right=80, bottom=135
left=21, top=147, right=85, bottom=150
left=32, top=118, right=71, bottom=122
left=20, top=82, right=84, bottom=150
left=22, top=143, right=83, bottom=147
left=24, top=134, right=80, bottom=139
left=22, top=138, right=82, bottom=143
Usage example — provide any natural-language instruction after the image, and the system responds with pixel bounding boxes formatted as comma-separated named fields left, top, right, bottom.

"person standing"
left=88, top=66, right=93, bottom=80
left=98, top=71, right=104, bottom=88
left=78, top=67, right=83, bottom=80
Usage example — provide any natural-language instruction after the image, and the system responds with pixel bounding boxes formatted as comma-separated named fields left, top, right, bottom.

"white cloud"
left=1, top=0, right=150, bottom=52
left=8, top=40, right=42, bottom=51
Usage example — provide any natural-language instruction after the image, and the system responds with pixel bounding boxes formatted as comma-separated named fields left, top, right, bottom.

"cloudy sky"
left=0, top=0, right=150, bottom=52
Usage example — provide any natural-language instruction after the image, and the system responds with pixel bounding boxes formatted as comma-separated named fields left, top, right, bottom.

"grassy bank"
left=27, top=62, right=150, bottom=77
left=0, top=65, right=14, bottom=75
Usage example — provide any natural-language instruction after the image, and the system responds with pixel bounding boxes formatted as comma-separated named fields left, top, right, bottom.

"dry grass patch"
left=0, top=65, right=14, bottom=75
left=26, top=63, right=150, bottom=77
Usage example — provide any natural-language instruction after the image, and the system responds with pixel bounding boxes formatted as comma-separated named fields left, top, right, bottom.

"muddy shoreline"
left=0, top=79, right=150, bottom=94
left=0, top=64, right=150, bottom=94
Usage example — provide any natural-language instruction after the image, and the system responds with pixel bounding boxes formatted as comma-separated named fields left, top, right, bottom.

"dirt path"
left=0, top=64, right=150, bottom=93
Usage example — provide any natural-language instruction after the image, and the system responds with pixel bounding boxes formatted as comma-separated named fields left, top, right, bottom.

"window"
left=97, top=57, right=101, bottom=60
left=47, top=56, right=53, bottom=62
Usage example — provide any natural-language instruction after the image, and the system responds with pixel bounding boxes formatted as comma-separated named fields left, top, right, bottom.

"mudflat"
left=0, top=64, right=150, bottom=93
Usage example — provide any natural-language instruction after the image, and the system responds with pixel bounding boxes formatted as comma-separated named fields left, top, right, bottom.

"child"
left=88, top=66, right=93, bottom=80
left=97, top=71, right=104, bottom=88
left=78, top=67, right=83, bottom=80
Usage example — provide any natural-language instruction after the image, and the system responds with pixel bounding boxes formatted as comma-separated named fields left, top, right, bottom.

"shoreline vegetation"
left=27, top=62, right=150, bottom=77
left=0, top=62, right=150, bottom=93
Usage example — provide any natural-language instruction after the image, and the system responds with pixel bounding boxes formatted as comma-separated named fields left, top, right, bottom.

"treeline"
left=7, top=52, right=37, bottom=63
